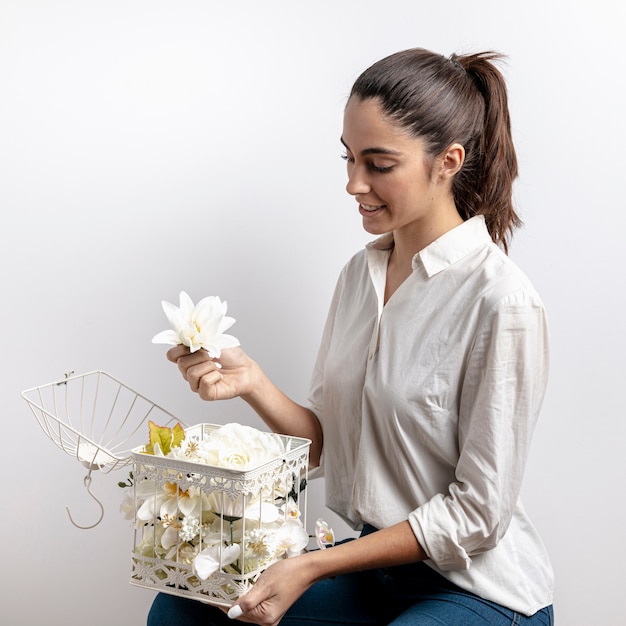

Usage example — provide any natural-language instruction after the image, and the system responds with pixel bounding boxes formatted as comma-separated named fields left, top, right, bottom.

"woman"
left=148, top=47, right=555, bottom=625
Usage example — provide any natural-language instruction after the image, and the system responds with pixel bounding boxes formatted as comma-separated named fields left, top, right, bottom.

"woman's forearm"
left=305, top=521, right=427, bottom=582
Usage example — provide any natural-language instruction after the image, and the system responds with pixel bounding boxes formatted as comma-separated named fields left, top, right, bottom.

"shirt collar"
left=366, top=215, right=493, bottom=278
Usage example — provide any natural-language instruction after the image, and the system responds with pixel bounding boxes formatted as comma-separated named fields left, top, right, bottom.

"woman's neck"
left=384, top=209, right=463, bottom=304
left=392, top=209, right=463, bottom=267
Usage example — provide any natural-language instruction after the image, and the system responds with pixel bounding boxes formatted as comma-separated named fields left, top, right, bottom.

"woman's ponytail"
left=456, top=52, right=521, bottom=252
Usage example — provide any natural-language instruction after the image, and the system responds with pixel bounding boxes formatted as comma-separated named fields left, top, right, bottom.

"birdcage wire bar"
left=21, top=370, right=184, bottom=473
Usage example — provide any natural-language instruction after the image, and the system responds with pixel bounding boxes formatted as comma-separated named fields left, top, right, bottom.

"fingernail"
left=228, top=604, right=243, bottom=619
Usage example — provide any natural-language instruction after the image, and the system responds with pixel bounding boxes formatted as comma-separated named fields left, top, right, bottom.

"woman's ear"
left=438, top=143, right=465, bottom=180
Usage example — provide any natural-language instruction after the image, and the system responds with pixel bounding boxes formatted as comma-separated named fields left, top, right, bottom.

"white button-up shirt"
left=308, top=216, right=554, bottom=615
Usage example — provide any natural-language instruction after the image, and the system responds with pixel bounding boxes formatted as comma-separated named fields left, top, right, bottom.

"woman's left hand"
left=224, top=556, right=313, bottom=625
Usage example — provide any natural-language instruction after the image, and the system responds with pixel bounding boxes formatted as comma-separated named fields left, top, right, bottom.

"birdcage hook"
left=65, top=470, right=105, bottom=529
left=56, top=370, right=75, bottom=386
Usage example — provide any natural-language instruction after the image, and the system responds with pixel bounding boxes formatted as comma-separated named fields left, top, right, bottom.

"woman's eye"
left=369, top=163, right=394, bottom=174
left=341, top=153, right=394, bottom=174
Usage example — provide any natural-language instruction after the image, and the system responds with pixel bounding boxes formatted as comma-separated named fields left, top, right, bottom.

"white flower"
left=167, top=435, right=206, bottom=464
left=160, top=517, right=180, bottom=552
left=136, top=482, right=204, bottom=524
left=193, top=543, right=241, bottom=580
left=134, top=525, right=168, bottom=558
left=273, top=520, right=309, bottom=558
left=206, top=491, right=282, bottom=523
left=244, top=528, right=273, bottom=561
left=315, top=518, right=335, bottom=549
left=151, top=291, right=239, bottom=357
left=180, top=516, right=201, bottom=542
left=176, top=542, right=200, bottom=566
left=197, top=422, right=286, bottom=470
left=282, top=497, right=302, bottom=521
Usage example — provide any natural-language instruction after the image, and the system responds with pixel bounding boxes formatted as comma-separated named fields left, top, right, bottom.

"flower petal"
left=161, top=525, right=179, bottom=550
left=194, top=295, right=223, bottom=321
left=151, top=330, right=181, bottom=345
left=160, top=497, right=179, bottom=519
left=136, top=498, right=157, bottom=522
left=179, top=494, right=201, bottom=518
left=215, top=333, right=240, bottom=349
left=218, top=315, right=237, bottom=334
left=161, top=300, right=184, bottom=332
left=193, top=543, right=240, bottom=580
left=178, top=291, right=195, bottom=319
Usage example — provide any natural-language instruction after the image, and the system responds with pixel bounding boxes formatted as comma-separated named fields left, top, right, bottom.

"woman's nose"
left=345, top=166, right=370, bottom=196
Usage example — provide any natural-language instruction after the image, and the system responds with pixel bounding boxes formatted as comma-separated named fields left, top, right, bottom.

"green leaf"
left=145, top=420, right=186, bottom=455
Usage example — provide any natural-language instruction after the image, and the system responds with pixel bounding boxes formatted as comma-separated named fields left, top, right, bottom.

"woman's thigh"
left=388, top=594, right=554, bottom=626
left=364, top=549, right=555, bottom=626
left=380, top=564, right=554, bottom=626
left=281, top=569, right=385, bottom=626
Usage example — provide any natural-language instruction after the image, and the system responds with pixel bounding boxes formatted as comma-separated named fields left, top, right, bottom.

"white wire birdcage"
left=128, top=423, right=311, bottom=607
left=22, top=369, right=315, bottom=607
left=22, top=370, right=185, bottom=528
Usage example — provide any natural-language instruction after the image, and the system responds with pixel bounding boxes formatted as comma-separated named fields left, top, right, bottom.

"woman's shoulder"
left=473, top=242, right=545, bottom=313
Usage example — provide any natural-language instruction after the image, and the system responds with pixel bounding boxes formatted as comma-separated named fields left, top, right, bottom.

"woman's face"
left=341, top=97, right=459, bottom=240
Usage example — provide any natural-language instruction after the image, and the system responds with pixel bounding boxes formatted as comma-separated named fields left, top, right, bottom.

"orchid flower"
left=282, top=497, right=302, bottom=521
left=315, top=518, right=335, bottom=549
left=193, top=543, right=241, bottom=580
left=273, top=519, right=310, bottom=557
left=136, top=482, right=205, bottom=523
left=151, top=291, right=239, bottom=357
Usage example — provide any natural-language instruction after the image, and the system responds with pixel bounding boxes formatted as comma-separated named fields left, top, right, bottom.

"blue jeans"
left=147, top=528, right=554, bottom=625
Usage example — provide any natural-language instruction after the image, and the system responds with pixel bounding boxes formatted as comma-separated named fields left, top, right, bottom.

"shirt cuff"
left=409, top=495, right=472, bottom=571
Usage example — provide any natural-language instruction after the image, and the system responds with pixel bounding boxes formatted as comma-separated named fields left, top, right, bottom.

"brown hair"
left=349, top=48, right=521, bottom=253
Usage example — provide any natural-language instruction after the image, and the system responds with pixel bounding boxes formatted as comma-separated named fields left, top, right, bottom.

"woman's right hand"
left=167, top=345, right=324, bottom=465
left=166, top=345, right=257, bottom=402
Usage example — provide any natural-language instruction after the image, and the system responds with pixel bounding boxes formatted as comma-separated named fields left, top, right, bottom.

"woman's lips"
left=359, top=203, right=385, bottom=216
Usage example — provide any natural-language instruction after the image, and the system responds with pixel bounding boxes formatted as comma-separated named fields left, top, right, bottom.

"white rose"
left=197, top=423, right=286, bottom=470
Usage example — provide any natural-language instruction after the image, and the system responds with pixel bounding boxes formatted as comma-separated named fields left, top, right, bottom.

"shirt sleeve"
left=409, top=288, right=550, bottom=570
left=306, top=266, right=350, bottom=478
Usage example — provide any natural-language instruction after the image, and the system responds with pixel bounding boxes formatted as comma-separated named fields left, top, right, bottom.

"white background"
left=1, top=1, right=624, bottom=624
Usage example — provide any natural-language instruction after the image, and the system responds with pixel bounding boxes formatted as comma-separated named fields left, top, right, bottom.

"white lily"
left=151, top=291, right=239, bottom=357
